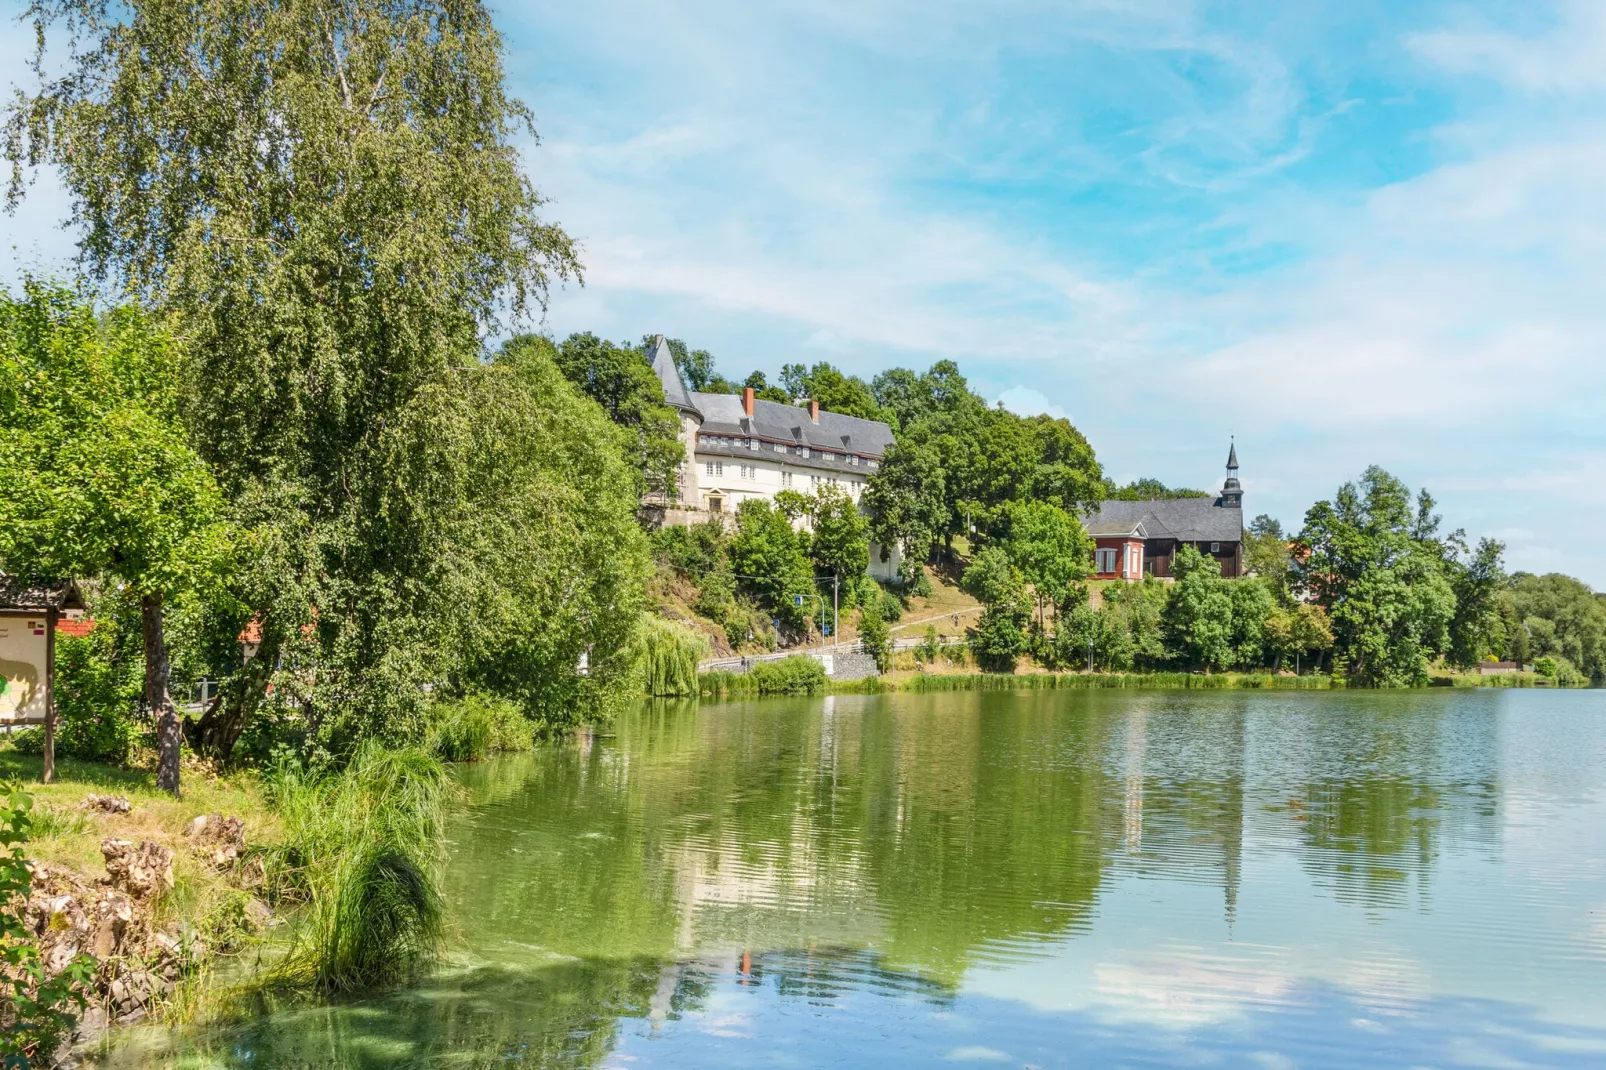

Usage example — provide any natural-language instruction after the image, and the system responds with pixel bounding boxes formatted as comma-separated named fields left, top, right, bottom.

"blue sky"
left=5, top=0, right=1605, bottom=584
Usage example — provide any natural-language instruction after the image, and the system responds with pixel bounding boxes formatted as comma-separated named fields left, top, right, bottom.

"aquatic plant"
left=701, top=655, right=827, bottom=697
left=261, top=743, right=451, bottom=993
left=635, top=616, right=706, bottom=698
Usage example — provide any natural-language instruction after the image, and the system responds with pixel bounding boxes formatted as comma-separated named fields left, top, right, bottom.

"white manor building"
left=647, top=336, right=902, bottom=581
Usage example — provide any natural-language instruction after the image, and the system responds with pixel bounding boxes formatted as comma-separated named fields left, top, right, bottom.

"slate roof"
left=648, top=335, right=701, bottom=417
left=692, top=393, right=895, bottom=456
left=1083, top=498, right=1243, bottom=544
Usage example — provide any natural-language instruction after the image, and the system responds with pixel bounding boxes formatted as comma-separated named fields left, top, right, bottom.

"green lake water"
left=110, top=688, right=1606, bottom=1067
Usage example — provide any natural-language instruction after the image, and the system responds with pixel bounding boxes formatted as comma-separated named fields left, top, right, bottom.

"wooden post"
left=42, top=607, right=56, bottom=784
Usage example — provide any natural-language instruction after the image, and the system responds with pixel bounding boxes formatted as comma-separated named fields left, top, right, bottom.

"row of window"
left=1095, top=542, right=1224, bottom=574
left=698, top=435, right=878, bottom=469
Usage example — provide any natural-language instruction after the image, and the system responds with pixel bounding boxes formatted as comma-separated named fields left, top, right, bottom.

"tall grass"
left=636, top=616, right=705, bottom=697
left=700, top=655, right=826, bottom=698
left=426, top=694, right=532, bottom=762
left=260, top=742, right=452, bottom=993
left=898, top=671, right=1341, bottom=693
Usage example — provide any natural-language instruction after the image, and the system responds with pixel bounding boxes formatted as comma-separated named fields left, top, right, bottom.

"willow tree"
left=7, top=0, right=583, bottom=743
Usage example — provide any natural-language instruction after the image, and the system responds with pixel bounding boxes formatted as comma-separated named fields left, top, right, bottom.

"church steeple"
left=1218, top=439, right=1243, bottom=508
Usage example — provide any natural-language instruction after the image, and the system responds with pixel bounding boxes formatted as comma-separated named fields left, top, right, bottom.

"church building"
left=646, top=336, right=902, bottom=581
left=1083, top=445, right=1247, bottom=580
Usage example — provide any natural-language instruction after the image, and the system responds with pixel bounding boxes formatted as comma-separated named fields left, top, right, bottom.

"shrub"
left=877, top=588, right=904, bottom=624
left=635, top=616, right=705, bottom=697
left=33, top=625, right=145, bottom=764
left=911, top=569, right=933, bottom=599
left=859, top=601, right=891, bottom=672
left=261, top=743, right=451, bottom=993
left=1533, top=655, right=1585, bottom=687
left=426, top=694, right=531, bottom=762
left=750, top=655, right=828, bottom=695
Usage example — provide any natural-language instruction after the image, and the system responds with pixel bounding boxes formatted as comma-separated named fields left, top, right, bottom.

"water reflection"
left=106, top=689, right=1606, bottom=1068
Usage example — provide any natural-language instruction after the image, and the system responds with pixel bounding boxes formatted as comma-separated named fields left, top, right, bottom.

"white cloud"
left=1410, top=1, right=1606, bottom=94
left=996, top=385, right=1069, bottom=421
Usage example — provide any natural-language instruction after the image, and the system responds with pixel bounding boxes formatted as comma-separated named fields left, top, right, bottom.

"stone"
left=101, top=838, right=174, bottom=898
left=243, top=897, right=275, bottom=930
left=185, top=813, right=247, bottom=868
left=81, top=793, right=132, bottom=814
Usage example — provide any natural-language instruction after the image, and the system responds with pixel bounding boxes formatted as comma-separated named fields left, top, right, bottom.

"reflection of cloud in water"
left=1092, top=945, right=1298, bottom=1027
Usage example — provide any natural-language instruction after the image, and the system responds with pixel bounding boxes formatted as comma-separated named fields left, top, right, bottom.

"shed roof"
left=1083, top=498, right=1243, bottom=544
left=0, top=578, right=86, bottom=613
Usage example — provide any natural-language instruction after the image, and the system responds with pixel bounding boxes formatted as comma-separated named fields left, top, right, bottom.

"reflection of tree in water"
left=149, top=959, right=667, bottom=1069
left=1279, top=698, right=1501, bottom=909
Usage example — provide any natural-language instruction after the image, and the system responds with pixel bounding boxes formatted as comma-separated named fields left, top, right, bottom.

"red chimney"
left=743, top=386, right=755, bottom=417
left=808, top=399, right=819, bottom=423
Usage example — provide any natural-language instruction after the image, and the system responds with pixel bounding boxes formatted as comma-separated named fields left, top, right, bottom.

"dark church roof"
left=1083, top=498, right=1244, bottom=544
left=648, top=335, right=701, bottom=417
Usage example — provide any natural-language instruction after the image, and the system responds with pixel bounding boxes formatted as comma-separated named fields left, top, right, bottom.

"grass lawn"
left=0, top=741, right=278, bottom=932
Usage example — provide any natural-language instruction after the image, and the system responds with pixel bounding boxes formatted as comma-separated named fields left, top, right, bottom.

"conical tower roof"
left=648, top=334, right=700, bottom=417
left=1227, top=441, right=1239, bottom=470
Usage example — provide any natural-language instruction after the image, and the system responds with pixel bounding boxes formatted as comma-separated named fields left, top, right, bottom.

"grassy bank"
left=696, top=666, right=1587, bottom=697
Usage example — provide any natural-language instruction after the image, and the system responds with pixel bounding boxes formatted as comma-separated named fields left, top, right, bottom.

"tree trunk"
left=143, top=593, right=181, bottom=797
left=42, top=607, right=57, bottom=784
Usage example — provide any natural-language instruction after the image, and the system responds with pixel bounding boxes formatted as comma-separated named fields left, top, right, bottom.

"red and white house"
left=1083, top=445, right=1246, bottom=581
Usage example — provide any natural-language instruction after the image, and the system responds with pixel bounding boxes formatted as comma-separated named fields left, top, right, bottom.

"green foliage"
left=1264, top=603, right=1335, bottom=670
left=807, top=485, right=870, bottom=583
left=51, top=621, right=144, bottom=764
left=1227, top=578, right=1276, bottom=668
left=1165, top=545, right=1234, bottom=670
left=1244, top=514, right=1294, bottom=601
left=1445, top=537, right=1507, bottom=669
left=1297, top=468, right=1458, bottom=687
left=864, top=364, right=1103, bottom=575
left=858, top=600, right=891, bottom=672
left=749, top=656, right=828, bottom=695
left=425, top=695, right=531, bottom=762
left=634, top=617, right=706, bottom=698
left=730, top=500, right=816, bottom=634
left=701, top=656, right=827, bottom=697
left=262, top=743, right=451, bottom=993
left=779, top=362, right=888, bottom=422
left=1501, top=573, right=1606, bottom=682
left=535, top=332, right=686, bottom=500
left=7, top=0, right=603, bottom=754
left=1105, top=478, right=1211, bottom=501
left=640, top=336, right=732, bottom=394
left=963, top=548, right=1030, bottom=671
left=1, top=782, right=96, bottom=1066
left=996, top=500, right=1092, bottom=613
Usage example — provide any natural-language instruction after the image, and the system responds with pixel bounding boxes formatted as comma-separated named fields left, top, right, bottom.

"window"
left=1128, top=546, right=1140, bottom=575
left=708, top=495, right=723, bottom=514
left=782, top=471, right=794, bottom=488
left=868, top=460, right=878, bottom=470
left=824, top=453, right=835, bottom=462
left=1096, top=548, right=1117, bottom=573
left=739, top=464, right=756, bottom=480
left=705, top=461, right=723, bottom=477
left=774, top=442, right=786, bottom=453
left=1210, top=542, right=1220, bottom=553
left=749, top=438, right=759, bottom=451
left=849, top=455, right=859, bottom=466
left=801, top=447, right=810, bottom=458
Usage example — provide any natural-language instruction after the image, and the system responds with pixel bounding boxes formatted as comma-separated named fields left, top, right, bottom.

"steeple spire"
left=1218, top=439, right=1243, bottom=509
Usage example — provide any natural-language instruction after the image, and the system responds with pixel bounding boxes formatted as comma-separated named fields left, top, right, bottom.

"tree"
left=1296, top=467, right=1456, bottom=686
left=997, top=501, right=1091, bottom=632
left=640, top=336, right=733, bottom=393
left=963, top=547, right=1029, bottom=671
left=863, top=440, right=949, bottom=581
left=730, top=500, right=815, bottom=634
left=1106, top=478, right=1211, bottom=501
left=7, top=0, right=586, bottom=745
left=808, top=486, right=870, bottom=589
left=541, top=332, right=684, bottom=499
left=1501, top=572, right=1606, bottom=682
left=1264, top=603, right=1334, bottom=672
left=1227, top=577, right=1276, bottom=668
left=1244, top=515, right=1294, bottom=601
left=1445, top=537, right=1506, bottom=670
left=1165, top=544, right=1233, bottom=670
left=858, top=598, right=890, bottom=671
left=741, top=370, right=790, bottom=404
left=780, top=361, right=888, bottom=423
left=0, top=285, right=229, bottom=793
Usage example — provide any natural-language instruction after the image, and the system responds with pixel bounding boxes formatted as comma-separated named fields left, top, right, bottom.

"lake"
left=110, top=688, right=1606, bottom=1067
